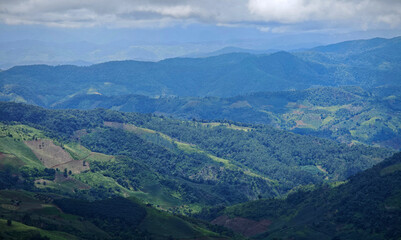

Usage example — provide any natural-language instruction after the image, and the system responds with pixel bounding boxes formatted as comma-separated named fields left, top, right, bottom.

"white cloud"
left=248, top=0, right=401, bottom=29
left=0, top=0, right=400, bottom=31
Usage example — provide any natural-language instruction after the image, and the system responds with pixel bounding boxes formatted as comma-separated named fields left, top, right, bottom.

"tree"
left=7, top=219, right=12, bottom=226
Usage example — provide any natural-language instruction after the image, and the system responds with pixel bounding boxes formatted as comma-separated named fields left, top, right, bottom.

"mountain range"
left=1, top=36, right=400, bottom=106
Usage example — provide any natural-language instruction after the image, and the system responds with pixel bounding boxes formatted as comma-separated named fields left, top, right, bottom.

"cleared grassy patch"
left=65, top=142, right=114, bottom=163
left=74, top=171, right=134, bottom=196
left=322, top=116, right=335, bottom=125
left=361, top=116, right=381, bottom=126
left=63, top=142, right=91, bottom=160
left=0, top=137, right=43, bottom=168
left=0, top=123, right=45, bottom=141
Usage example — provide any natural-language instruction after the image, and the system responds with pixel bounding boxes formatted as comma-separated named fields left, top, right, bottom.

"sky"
left=0, top=0, right=401, bottom=66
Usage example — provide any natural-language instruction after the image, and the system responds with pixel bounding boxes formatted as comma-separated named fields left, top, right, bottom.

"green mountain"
left=1, top=37, right=400, bottom=107
left=49, top=86, right=401, bottom=150
left=204, top=152, right=401, bottom=239
left=0, top=102, right=391, bottom=207
left=0, top=105, right=246, bottom=239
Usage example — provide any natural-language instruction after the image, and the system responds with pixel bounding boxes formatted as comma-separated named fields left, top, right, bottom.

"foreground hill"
left=0, top=102, right=391, bottom=208
left=50, top=86, right=401, bottom=150
left=205, top=152, right=401, bottom=239
left=0, top=189, right=236, bottom=240
left=0, top=36, right=400, bottom=106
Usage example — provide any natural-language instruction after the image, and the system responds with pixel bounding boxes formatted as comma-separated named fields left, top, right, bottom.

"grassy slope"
left=0, top=137, right=42, bottom=169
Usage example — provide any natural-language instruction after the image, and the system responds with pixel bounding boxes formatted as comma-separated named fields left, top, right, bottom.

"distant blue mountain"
left=0, top=36, right=400, bottom=106
left=184, top=46, right=276, bottom=58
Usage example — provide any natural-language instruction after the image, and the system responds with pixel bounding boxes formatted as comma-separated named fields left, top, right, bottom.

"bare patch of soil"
left=24, top=139, right=89, bottom=173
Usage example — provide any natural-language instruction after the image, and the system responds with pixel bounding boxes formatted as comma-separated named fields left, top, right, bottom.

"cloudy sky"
left=1, top=0, right=401, bottom=30
left=0, top=0, right=401, bottom=64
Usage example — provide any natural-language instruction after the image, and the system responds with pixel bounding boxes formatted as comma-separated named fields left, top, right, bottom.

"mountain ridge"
left=1, top=36, right=400, bottom=106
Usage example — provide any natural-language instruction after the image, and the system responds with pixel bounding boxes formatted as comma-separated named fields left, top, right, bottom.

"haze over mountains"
left=1, top=36, right=400, bottom=103
left=2, top=29, right=389, bottom=70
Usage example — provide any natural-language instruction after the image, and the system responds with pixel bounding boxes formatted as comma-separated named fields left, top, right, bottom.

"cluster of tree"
left=55, top=197, right=147, bottom=228
left=20, top=167, right=55, bottom=183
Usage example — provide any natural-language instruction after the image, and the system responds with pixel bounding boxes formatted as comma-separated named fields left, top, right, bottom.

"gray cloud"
left=0, top=0, right=400, bottom=31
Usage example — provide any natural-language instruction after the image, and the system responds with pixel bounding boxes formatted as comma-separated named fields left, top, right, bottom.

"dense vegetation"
left=0, top=102, right=391, bottom=204
left=207, top=152, right=401, bottom=239
left=50, top=86, right=401, bottom=150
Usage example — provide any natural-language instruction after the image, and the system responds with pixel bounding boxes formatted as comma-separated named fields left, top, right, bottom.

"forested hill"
left=49, top=86, right=401, bottom=150
left=0, top=102, right=392, bottom=205
left=0, top=36, right=400, bottom=106
left=207, top=152, right=401, bottom=240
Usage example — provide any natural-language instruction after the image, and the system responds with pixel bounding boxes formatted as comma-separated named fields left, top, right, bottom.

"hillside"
left=1, top=36, right=400, bottom=107
left=0, top=102, right=392, bottom=207
left=205, top=152, right=401, bottom=239
left=50, top=86, right=401, bottom=150
left=0, top=189, right=236, bottom=240
left=0, top=109, right=243, bottom=239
